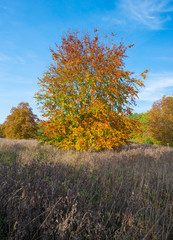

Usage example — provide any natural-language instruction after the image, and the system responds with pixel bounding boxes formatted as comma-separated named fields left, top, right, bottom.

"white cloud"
left=138, top=72, right=173, bottom=102
left=133, top=72, right=173, bottom=112
left=121, top=0, right=173, bottom=29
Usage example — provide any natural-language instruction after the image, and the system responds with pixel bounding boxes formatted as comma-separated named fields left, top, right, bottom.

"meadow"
left=0, top=138, right=173, bottom=239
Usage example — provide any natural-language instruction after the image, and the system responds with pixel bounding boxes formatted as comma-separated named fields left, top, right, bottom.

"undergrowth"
left=0, top=138, right=173, bottom=239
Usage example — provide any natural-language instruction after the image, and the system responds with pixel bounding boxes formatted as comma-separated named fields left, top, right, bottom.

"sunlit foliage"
left=4, top=102, right=38, bottom=139
left=148, top=95, right=173, bottom=146
left=35, top=29, right=148, bottom=150
left=128, top=112, right=155, bottom=144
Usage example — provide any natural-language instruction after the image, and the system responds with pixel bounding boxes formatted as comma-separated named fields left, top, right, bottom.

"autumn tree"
left=4, top=102, right=38, bottom=139
left=35, top=29, right=148, bottom=150
left=148, top=95, right=173, bottom=146
left=0, top=124, right=5, bottom=138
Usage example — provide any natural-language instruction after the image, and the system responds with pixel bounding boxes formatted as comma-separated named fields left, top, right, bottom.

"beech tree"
left=4, top=102, right=38, bottom=139
left=35, top=29, right=148, bottom=150
left=148, top=95, right=173, bottom=146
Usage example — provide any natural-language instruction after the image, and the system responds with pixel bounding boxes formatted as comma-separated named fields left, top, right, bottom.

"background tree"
left=128, top=112, right=155, bottom=144
left=4, top=102, right=38, bottom=139
left=37, top=121, right=45, bottom=138
left=148, top=95, right=173, bottom=146
left=35, top=29, right=148, bottom=150
left=0, top=124, right=5, bottom=138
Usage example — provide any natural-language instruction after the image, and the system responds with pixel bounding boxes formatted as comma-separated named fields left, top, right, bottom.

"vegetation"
left=37, top=121, right=45, bottom=138
left=35, top=29, right=148, bottom=150
left=0, top=124, right=5, bottom=138
left=0, top=138, right=173, bottom=239
left=1, top=27, right=172, bottom=240
left=148, top=95, right=173, bottom=147
left=128, top=112, right=155, bottom=144
left=4, top=102, right=38, bottom=139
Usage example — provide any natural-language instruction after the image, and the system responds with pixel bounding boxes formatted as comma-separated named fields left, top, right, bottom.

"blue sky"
left=0, top=0, right=173, bottom=123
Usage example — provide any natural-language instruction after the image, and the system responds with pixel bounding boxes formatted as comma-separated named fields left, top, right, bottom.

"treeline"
left=129, top=95, right=173, bottom=146
left=1, top=95, right=173, bottom=147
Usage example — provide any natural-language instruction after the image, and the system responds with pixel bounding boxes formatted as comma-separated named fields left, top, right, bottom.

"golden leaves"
left=35, top=29, right=147, bottom=150
left=148, top=96, right=173, bottom=146
left=4, top=102, right=38, bottom=139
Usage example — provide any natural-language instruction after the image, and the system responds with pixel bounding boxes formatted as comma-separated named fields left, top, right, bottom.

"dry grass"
left=0, top=138, right=173, bottom=239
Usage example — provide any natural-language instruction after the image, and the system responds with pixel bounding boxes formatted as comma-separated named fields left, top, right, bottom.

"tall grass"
left=0, top=138, right=173, bottom=239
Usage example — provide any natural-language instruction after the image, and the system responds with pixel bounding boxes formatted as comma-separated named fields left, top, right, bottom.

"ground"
left=0, top=138, right=173, bottom=239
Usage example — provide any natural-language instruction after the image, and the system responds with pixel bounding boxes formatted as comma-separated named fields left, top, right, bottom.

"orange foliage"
left=35, top=29, right=147, bottom=150
left=4, top=102, right=38, bottom=139
left=148, top=95, right=173, bottom=146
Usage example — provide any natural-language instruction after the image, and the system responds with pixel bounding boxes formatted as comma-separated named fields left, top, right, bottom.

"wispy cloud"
left=138, top=72, right=173, bottom=102
left=0, top=52, right=25, bottom=64
left=0, top=4, right=9, bottom=11
left=134, top=72, right=173, bottom=112
left=0, top=53, right=12, bottom=62
left=101, top=16, right=126, bottom=25
left=121, top=0, right=173, bottom=29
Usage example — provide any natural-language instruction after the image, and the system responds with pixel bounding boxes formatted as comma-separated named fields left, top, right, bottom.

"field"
left=0, top=138, right=173, bottom=239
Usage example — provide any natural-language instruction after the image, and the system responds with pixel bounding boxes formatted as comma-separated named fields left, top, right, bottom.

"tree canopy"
left=35, top=29, right=148, bottom=150
left=148, top=95, right=173, bottom=146
left=4, top=102, right=38, bottom=139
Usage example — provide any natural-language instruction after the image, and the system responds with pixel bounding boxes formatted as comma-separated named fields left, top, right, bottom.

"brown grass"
left=0, top=138, right=173, bottom=239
